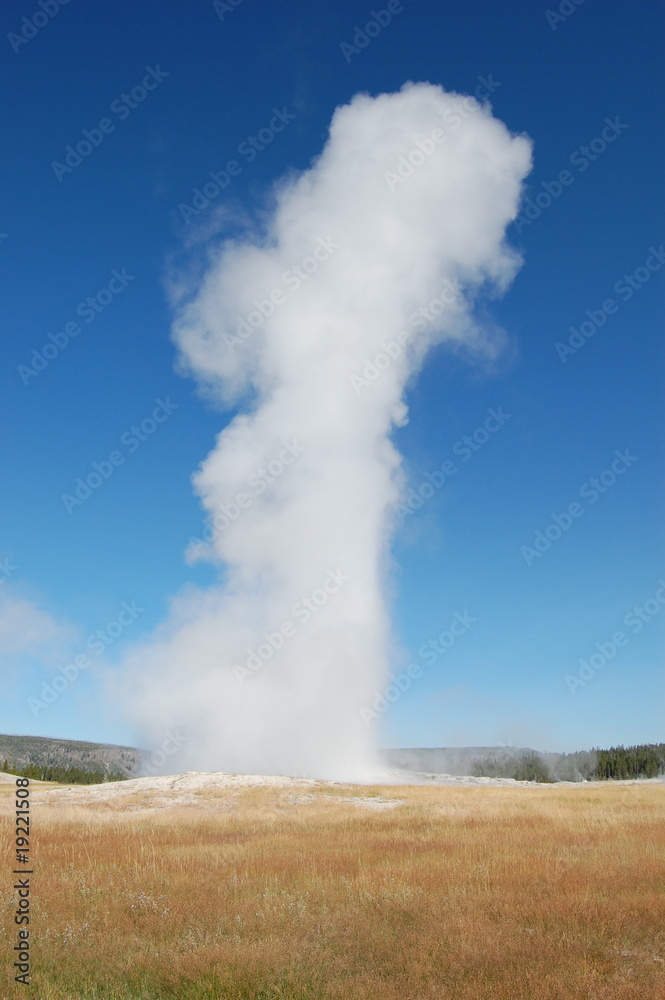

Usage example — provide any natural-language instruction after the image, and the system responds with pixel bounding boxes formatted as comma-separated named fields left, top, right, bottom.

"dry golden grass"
left=2, top=780, right=664, bottom=999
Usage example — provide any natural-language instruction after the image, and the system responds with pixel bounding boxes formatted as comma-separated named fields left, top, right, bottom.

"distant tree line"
left=472, top=744, right=665, bottom=783
left=593, top=744, right=665, bottom=780
left=473, top=752, right=553, bottom=782
left=1, top=760, right=127, bottom=784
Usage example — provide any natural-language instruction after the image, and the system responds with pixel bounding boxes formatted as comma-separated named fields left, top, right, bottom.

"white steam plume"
left=118, top=83, right=531, bottom=780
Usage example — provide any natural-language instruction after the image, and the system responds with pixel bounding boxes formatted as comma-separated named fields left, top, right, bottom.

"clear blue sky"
left=1, top=0, right=663, bottom=755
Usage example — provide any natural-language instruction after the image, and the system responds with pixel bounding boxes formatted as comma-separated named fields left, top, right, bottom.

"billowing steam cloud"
left=118, top=82, right=531, bottom=780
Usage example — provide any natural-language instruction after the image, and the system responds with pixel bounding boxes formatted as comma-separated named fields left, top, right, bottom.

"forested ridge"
left=472, top=743, right=665, bottom=782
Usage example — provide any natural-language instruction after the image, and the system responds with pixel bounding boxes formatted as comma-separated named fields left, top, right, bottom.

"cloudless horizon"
left=1, top=0, right=663, bottom=763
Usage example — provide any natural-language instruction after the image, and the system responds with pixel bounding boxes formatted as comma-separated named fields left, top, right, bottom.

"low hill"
left=381, top=746, right=545, bottom=775
left=5, top=736, right=547, bottom=780
left=381, top=746, right=603, bottom=781
left=0, top=733, right=141, bottom=778
left=2, top=734, right=662, bottom=783
left=382, top=745, right=665, bottom=782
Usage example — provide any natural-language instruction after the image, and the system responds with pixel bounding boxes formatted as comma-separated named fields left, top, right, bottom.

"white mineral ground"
left=2, top=769, right=662, bottom=812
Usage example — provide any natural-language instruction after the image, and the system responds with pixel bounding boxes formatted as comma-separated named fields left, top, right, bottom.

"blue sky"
left=1, top=0, right=663, bottom=756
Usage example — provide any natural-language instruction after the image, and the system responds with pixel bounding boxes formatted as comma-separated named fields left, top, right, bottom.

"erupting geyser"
left=116, top=83, right=532, bottom=780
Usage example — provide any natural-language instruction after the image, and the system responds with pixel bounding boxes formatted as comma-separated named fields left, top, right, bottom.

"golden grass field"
left=2, top=777, right=664, bottom=999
